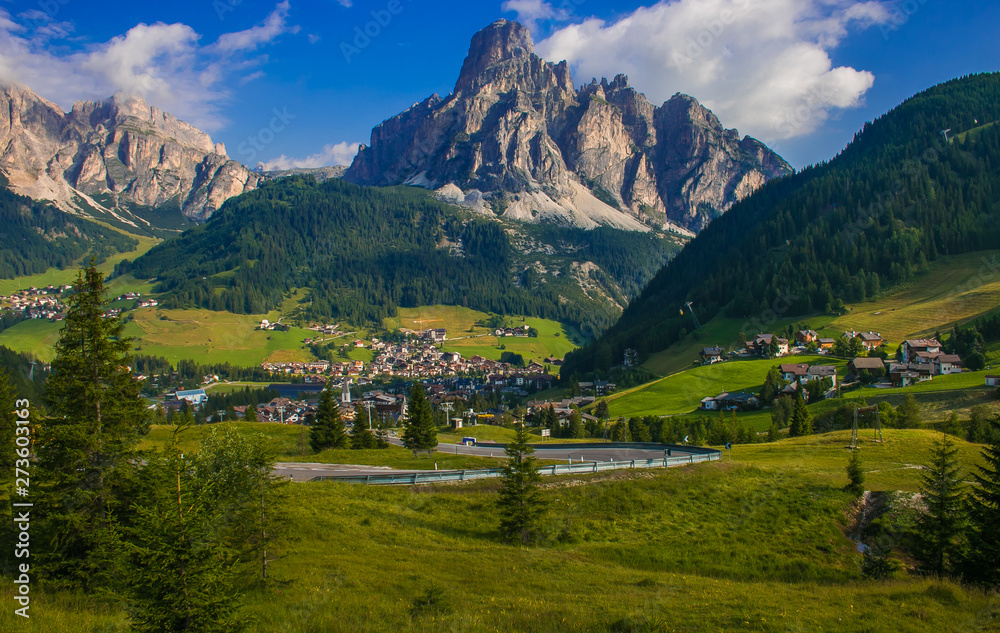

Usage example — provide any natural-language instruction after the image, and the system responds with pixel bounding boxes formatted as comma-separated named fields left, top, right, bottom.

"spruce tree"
left=0, top=368, right=15, bottom=472
left=913, top=434, right=965, bottom=577
left=788, top=392, right=813, bottom=437
left=121, top=425, right=246, bottom=632
left=963, top=415, right=1000, bottom=585
left=243, top=404, right=258, bottom=422
left=845, top=449, right=865, bottom=495
left=497, top=422, right=544, bottom=545
left=37, top=262, right=148, bottom=584
left=351, top=412, right=376, bottom=449
left=309, top=388, right=348, bottom=452
left=402, top=383, right=437, bottom=450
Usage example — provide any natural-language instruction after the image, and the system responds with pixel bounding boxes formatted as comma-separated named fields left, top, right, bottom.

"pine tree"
left=567, top=410, right=584, bottom=439
left=896, top=394, right=922, bottom=428
left=120, top=425, right=246, bottom=632
left=243, top=404, right=258, bottom=422
left=351, top=412, right=376, bottom=450
left=788, top=392, right=813, bottom=437
left=308, top=389, right=348, bottom=452
left=963, top=415, right=1000, bottom=585
left=0, top=368, right=15, bottom=472
left=497, top=422, right=544, bottom=545
left=913, top=434, right=965, bottom=577
left=846, top=449, right=865, bottom=495
left=402, top=383, right=437, bottom=450
left=37, top=262, right=148, bottom=584
left=594, top=400, right=610, bottom=421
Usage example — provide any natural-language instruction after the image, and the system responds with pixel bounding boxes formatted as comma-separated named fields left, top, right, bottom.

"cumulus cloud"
left=536, top=0, right=892, bottom=141
left=501, top=0, right=571, bottom=33
left=0, top=3, right=299, bottom=131
left=258, top=141, right=362, bottom=170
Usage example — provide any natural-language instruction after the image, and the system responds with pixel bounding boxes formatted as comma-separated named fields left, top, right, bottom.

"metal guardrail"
left=309, top=452, right=721, bottom=485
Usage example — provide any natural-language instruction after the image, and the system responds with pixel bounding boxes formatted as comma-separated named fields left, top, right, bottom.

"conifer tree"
left=0, top=368, right=15, bottom=472
left=846, top=449, right=865, bottom=495
left=243, top=404, right=258, bottom=422
left=121, top=425, right=246, bottom=632
left=37, top=262, right=148, bottom=584
left=788, top=392, right=813, bottom=437
left=402, top=383, right=437, bottom=450
left=913, top=434, right=965, bottom=577
left=308, top=389, right=348, bottom=452
left=497, top=422, right=544, bottom=545
left=351, top=412, right=376, bottom=449
left=963, top=416, right=1000, bottom=585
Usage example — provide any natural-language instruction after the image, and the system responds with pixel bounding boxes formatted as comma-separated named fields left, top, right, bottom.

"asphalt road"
left=275, top=440, right=700, bottom=482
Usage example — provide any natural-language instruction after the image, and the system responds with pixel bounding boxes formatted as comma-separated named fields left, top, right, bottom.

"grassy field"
left=605, top=355, right=846, bottom=419
left=122, top=308, right=316, bottom=365
left=389, top=305, right=582, bottom=368
left=0, top=234, right=160, bottom=296
left=4, top=428, right=997, bottom=632
left=642, top=250, right=1000, bottom=378
left=0, top=318, right=63, bottom=362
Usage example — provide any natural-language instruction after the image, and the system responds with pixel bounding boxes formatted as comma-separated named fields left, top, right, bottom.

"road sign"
left=725, top=442, right=732, bottom=450
left=541, top=429, right=551, bottom=438
left=683, top=435, right=689, bottom=443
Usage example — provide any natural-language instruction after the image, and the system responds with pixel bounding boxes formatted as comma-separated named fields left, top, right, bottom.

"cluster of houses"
left=257, top=319, right=291, bottom=332
left=0, top=285, right=71, bottom=320
left=700, top=329, right=887, bottom=365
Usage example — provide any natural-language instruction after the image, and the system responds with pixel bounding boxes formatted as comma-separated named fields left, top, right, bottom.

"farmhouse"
left=848, top=357, right=886, bottom=377
left=700, top=347, right=725, bottom=365
left=902, top=338, right=942, bottom=362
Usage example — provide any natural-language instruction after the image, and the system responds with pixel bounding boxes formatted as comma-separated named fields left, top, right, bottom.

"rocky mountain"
left=0, top=82, right=260, bottom=233
left=345, top=20, right=792, bottom=232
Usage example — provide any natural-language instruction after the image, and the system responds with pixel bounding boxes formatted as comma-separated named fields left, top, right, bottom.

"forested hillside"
left=564, top=73, right=1000, bottom=374
left=0, top=181, right=138, bottom=278
left=123, top=178, right=678, bottom=334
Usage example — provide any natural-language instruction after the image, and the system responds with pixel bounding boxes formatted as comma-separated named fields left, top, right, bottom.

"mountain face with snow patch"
left=0, top=82, right=259, bottom=232
left=345, top=20, right=792, bottom=232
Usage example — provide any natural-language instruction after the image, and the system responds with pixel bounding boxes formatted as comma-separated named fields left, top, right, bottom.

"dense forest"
left=564, top=73, right=1000, bottom=374
left=122, top=178, right=678, bottom=335
left=0, top=182, right=137, bottom=278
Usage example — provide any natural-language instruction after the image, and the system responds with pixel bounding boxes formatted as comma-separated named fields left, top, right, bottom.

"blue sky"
left=1, top=0, right=997, bottom=170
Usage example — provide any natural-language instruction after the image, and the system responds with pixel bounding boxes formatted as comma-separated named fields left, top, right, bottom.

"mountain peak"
left=455, top=20, right=535, bottom=93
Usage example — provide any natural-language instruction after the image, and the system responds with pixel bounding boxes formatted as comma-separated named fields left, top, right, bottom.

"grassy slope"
left=4, top=428, right=997, bottom=632
left=605, top=355, right=847, bottom=419
left=642, top=250, right=1000, bottom=378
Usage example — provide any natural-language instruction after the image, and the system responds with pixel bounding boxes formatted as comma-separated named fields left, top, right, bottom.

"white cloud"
left=501, top=0, right=570, bottom=33
left=0, top=3, right=299, bottom=131
left=536, top=0, right=892, bottom=141
left=258, top=141, right=361, bottom=170
left=213, top=0, right=299, bottom=53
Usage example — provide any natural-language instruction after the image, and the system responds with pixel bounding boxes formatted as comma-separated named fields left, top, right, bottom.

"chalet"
left=718, top=392, right=760, bottom=411
left=934, top=354, right=963, bottom=375
left=986, top=375, right=1000, bottom=387
left=848, top=357, right=886, bottom=377
left=858, top=332, right=885, bottom=350
left=779, top=363, right=810, bottom=383
left=701, top=347, right=725, bottom=365
left=795, top=330, right=819, bottom=345
left=817, top=338, right=836, bottom=350
left=593, top=380, right=616, bottom=397
left=751, top=334, right=789, bottom=357
left=544, top=357, right=564, bottom=366
left=902, top=339, right=942, bottom=363
left=806, top=365, right=838, bottom=387
left=889, top=363, right=934, bottom=388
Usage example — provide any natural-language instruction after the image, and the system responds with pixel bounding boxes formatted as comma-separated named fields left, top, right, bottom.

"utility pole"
left=277, top=405, right=286, bottom=425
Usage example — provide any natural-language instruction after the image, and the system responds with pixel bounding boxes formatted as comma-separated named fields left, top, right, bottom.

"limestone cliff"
left=346, top=20, right=792, bottom=232
left=0, top=83, right=259, bottom=228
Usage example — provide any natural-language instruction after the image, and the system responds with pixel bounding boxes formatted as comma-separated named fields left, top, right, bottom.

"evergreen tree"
left=120, top=425, right=246, bottom=632
left=0, top=368, right=15, bottom=472
left=896, top=394, right=922, bottom=428
left=308, top=389, right=348, bottom=452
left=963, top=416, right=1000, bottom=585
left=351, top=412, right=376, bottom=450
left=567, top=410, right=585, bottom=439
left=788, top=392, right=813, bottom=437
left=37, top=262, right=148, bottom=584
left=243, top=404, right=258, bottom=422
left=594, top=400, right=610, bottom=421
left=538, top=405, right=560, bottom=437
left=497, top=422, right=544, bottom=545
left=913, top=434, right=965, bottom=577
left=402, top=383, right=437, bottom=450
left=846, top=449, right=865, bottom=495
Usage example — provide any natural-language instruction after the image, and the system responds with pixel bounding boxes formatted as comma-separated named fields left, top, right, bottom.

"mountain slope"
left=0, top=82, right=260, bottom=233
left=0, top=179, right=138, bottom=278
left=123, top=177, right=681, bottom=335
left=345, top=20, right=791, bottom=232
left=563, top=73, right=1000, bottom=375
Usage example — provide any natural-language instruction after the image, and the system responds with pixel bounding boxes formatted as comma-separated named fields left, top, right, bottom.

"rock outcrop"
left=346, top=20, right=792, bottom=232
left=0, top=82, right=259, bottom=225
